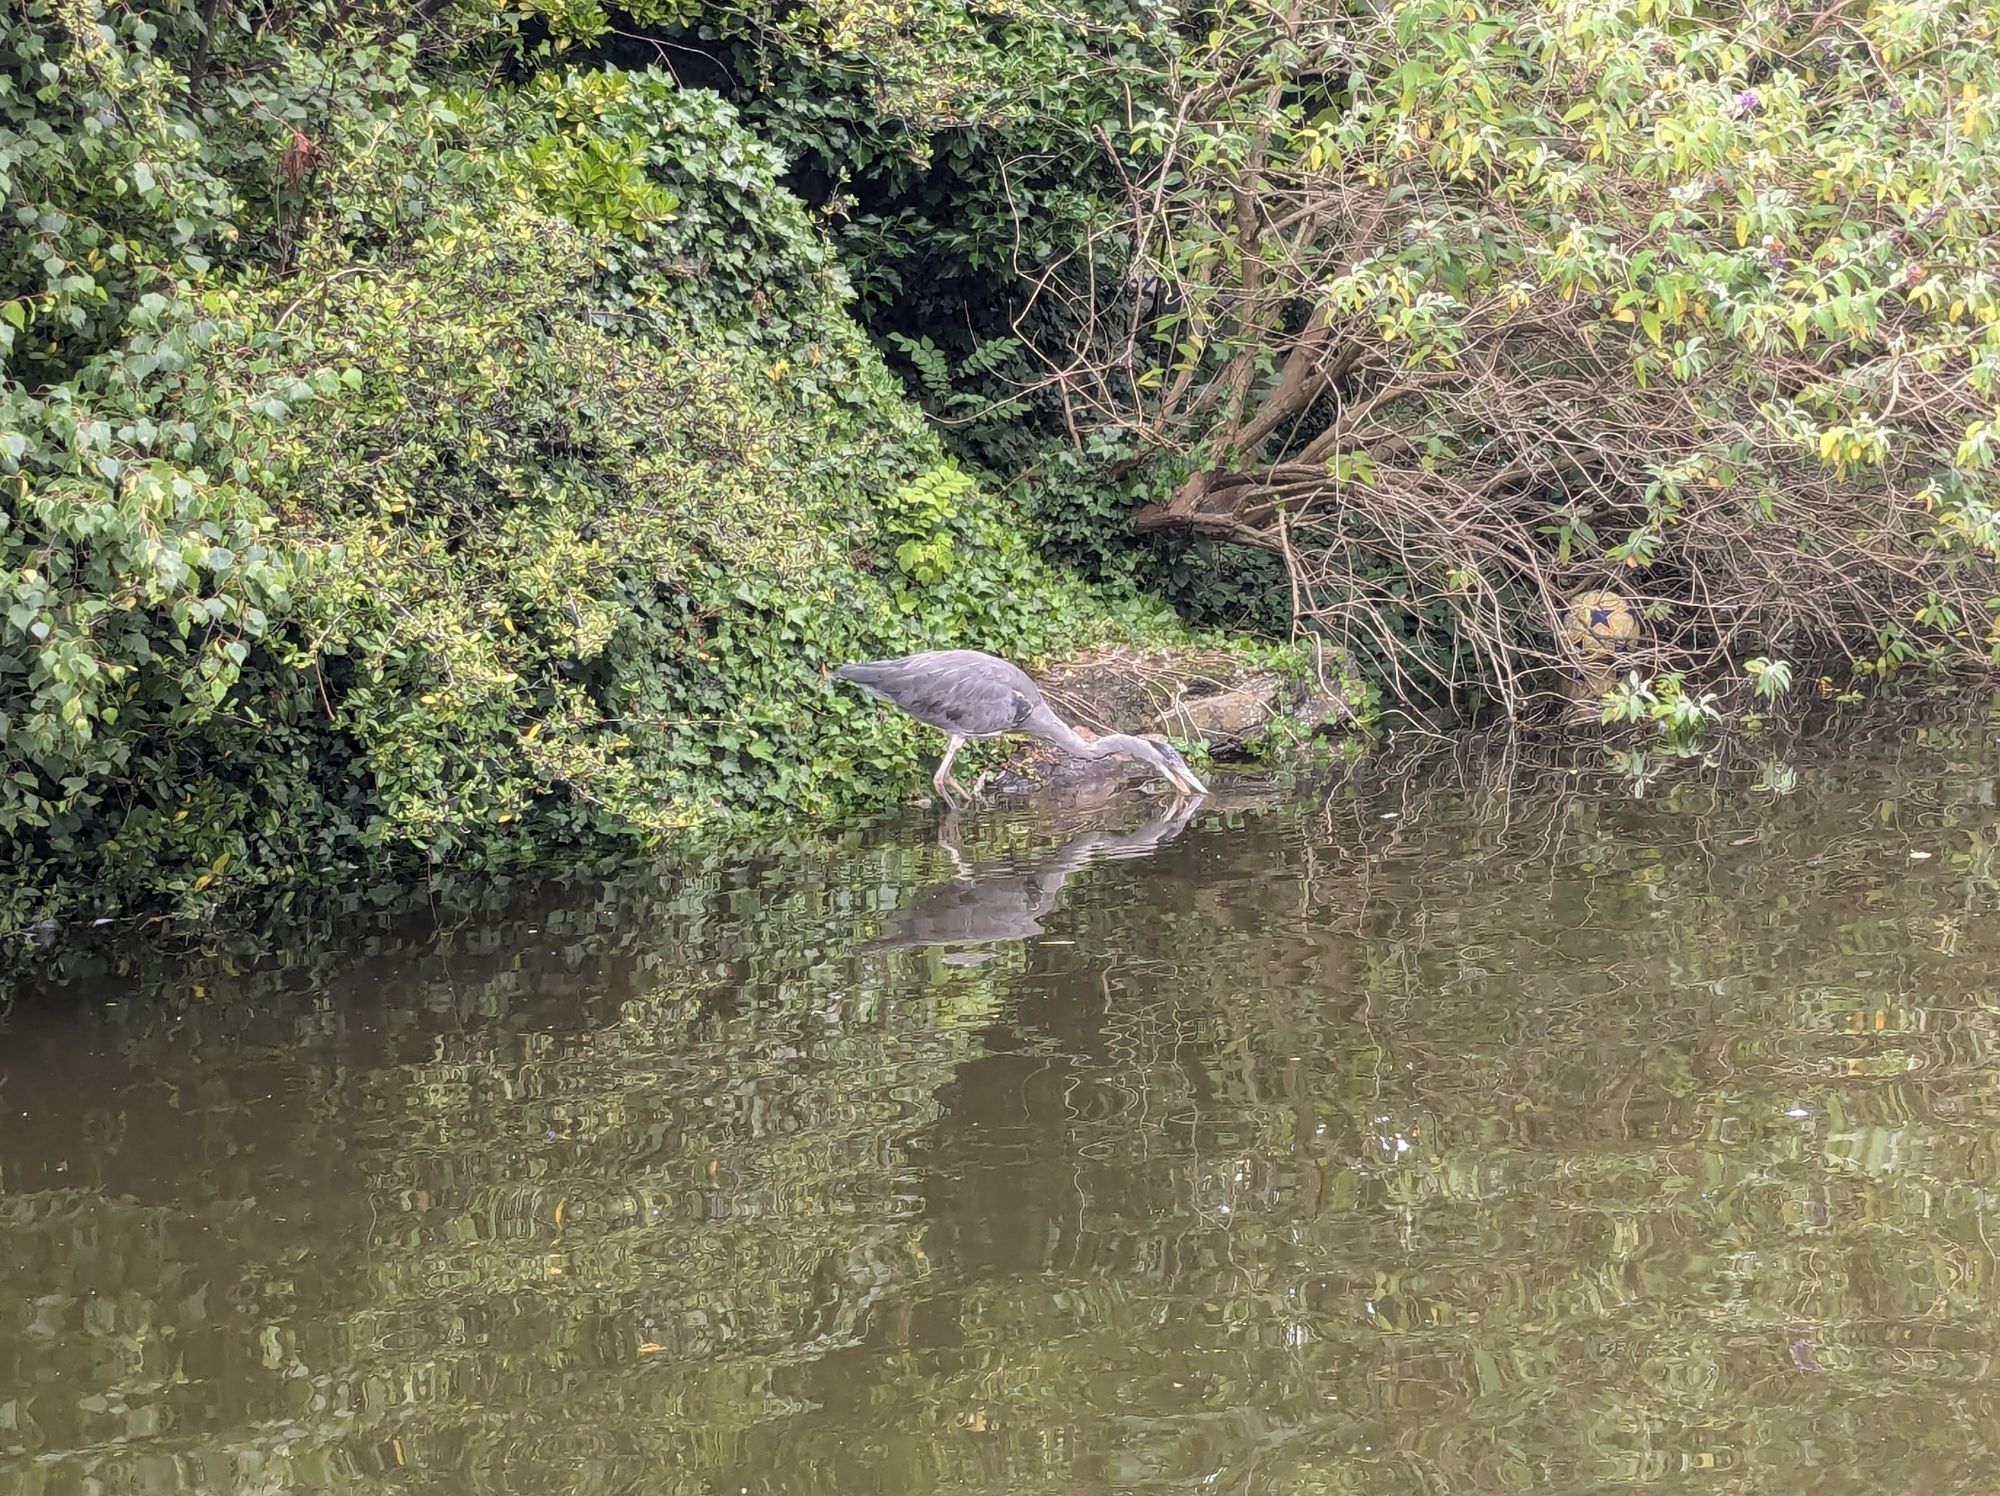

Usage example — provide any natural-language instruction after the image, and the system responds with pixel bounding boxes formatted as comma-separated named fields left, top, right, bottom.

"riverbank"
left=13, top=0, right=1993, bottom=932
left=3, top=21, right=1346, bottom=929
left=7, top=688, right=1989, bottom=982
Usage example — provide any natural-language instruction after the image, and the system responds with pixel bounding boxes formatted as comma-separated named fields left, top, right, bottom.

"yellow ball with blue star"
left=1563, top=588, right=1641, bottom=660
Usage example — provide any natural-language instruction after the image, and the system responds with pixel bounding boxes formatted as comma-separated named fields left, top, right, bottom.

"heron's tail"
left=832, top=660, right=896, bottom=700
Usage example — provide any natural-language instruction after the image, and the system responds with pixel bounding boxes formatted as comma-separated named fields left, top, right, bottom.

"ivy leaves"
left=0, top=21, right=1198, bottom=926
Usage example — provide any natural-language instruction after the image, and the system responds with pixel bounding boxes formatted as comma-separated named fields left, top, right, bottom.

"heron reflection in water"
left=861, top=799, right=1203, bottom=958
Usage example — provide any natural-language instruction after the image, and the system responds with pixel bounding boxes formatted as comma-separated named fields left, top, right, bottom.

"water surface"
left=5, top=703, right=2000, bottom=1494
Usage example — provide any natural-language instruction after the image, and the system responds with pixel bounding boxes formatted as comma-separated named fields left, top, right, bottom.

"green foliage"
left=0, top=7, right=1207, bottom=924
left=0, top=0, right=414, bottom=907
left=1601, top=669, right=1723, bottom=750
left=1744, top=656, right=1795, bottom=703
left=649, top=0, right=2000, bottom=716
left=581, top=0, right=1141, bottom=445
left=884, top=463, right=975, bottom=585
left=501, top=71, right=846, bottom=335
left=268, top=179, right=1170, bottom=854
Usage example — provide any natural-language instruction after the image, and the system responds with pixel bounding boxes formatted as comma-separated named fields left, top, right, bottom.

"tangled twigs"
left=994, top=0, right=2000, bottom=714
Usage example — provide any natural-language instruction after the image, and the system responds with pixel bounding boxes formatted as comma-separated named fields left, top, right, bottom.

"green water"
left=5, top=704, right=2000, bottom=1494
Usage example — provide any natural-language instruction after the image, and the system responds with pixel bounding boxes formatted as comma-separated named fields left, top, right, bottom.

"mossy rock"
left=993, top=645, right=1349, bottom=791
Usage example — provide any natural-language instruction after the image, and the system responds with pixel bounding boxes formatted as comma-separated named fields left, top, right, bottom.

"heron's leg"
left=935, top=809, right=974, bottom=879
left=933, top=735, right=968, bottom=808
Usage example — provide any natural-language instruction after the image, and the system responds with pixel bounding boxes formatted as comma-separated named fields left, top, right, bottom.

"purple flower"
left=1736, top=90, right=1761, bottom=114
left=1890, top=96, right=1906, bottom=112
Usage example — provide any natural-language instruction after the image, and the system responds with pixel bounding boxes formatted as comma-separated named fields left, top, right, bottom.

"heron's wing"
left=835, top=650, right=1042, bottom=737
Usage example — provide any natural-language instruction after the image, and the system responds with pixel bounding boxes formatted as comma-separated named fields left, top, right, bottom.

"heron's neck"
left=1027, top=707, right=1102, bottom=757
left=1083, top=732, right=1148, bottom=759
left=1069, top=728, right=1148, bottom=761
left=1030, top=707, right=1146, bottom=761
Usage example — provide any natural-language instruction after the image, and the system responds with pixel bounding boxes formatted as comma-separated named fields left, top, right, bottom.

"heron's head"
left=1104, top=734, right=1209, bottom=796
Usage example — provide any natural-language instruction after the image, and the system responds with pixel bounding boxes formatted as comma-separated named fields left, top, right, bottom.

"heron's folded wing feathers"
left=836, top=650, right=1041, bottom=737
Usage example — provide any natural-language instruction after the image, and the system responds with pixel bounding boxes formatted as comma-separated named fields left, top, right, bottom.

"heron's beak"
left=1169, top=761, right=1210, bottom=796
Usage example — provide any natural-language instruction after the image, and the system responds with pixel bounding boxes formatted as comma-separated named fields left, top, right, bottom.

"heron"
left=832, top=648, right=1209, bottom=807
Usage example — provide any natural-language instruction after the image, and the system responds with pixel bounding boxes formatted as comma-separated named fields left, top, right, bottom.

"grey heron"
left=833, top=648, right=1209, bottom=807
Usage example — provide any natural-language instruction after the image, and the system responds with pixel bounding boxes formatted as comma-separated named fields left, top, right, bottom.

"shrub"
left=0, top=39, right=1195, bottom=924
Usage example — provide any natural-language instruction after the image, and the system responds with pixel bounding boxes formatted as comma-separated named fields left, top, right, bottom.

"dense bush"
left=0, top=0, right=349, bottom=905
left=1065, top=0, right=2000, bottom=714
left=0, top=8, right=1198, bottom=924
left=619, top=0, right=2000, bottom=718
left=25, top=0, right=1982, bottom=921
left=271, top=121, right=1183, bottom=849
